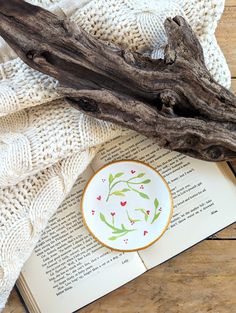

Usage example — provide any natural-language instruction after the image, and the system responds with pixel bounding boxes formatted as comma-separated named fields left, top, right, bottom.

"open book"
left=17, top=132, right=236, bottom=313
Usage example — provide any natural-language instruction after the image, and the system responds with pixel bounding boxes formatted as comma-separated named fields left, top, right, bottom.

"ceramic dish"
left=81, top=160, right=173, bottom=252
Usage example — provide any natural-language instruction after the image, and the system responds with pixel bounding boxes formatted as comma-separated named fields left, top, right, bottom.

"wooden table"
left=3, top=1, right=236, bottom=312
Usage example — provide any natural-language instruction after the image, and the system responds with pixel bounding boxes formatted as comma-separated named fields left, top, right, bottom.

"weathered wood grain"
left=229, top=79, right=236, bottom=173
left=0, top=0, right=236, bottom=162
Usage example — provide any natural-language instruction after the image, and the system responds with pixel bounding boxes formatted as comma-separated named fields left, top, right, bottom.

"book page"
left=20, top=166, right=146, bottom=313
left=92, top=132, right=236, bottom=269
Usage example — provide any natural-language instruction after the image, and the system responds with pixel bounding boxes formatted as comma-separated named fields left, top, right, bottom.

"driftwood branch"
left=0, top=0, right=236, bottom=161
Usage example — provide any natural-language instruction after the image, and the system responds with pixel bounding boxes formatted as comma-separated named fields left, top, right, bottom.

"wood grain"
left=232, top=79, right=236, bottom=93
left=4, top=241, right=236, bottom=313
left=79, top=241, right=236, bottom=313
left=217, top=6, right=236, bottom=77
left=225, top=0, right=236, bottom=7
left=229, top=79, right=236, bottom=175
left=1, top=1, right=236, bottom=162
left=3, top=1, right=236, bottom=312
left=3, top=290, right=25, bottom=313
left=4, top=240, right=236, bottom=313
left=210, top=223, right=236, bottom=239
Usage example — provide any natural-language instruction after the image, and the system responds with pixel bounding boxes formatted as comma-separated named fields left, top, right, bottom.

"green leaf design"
left=126, top=210, right=141, bottom=223
left=137, top=173, right=145, bottom=178
left=109, top=174, right=114, bottom=184
left=135, top=208, right=145, bottom=212
left=140, top=179, right=151, bottom=184
left=111, top=191, right=125, bottom=196
left=138, top=192, right=150, bottom=199
left=100, top=212, right=136, bottom=240
left=151, top=212, right=161, bottom=224
left=100, top=213, right=106, bottom=222
left=109, top=236, right=118, bottom=241
left=106, top=170, right=151, bottom=202
left=114, top=172, right=124, bottom=179
left=112, top=229, right=127, bottom=234
left=135, top=208, right=149, bottom=222
left=154, top=198, right=159, bottom=209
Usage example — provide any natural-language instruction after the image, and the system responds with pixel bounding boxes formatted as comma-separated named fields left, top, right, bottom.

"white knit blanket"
left=0, top=0, right=230, bottom=310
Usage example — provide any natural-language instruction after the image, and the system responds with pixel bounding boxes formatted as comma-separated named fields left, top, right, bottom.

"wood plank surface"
left=4, top=241, right=236, bottom=313
left=80, top=241, right=236, bottom=313
left=226, top=0, right=236, bottom=7
left=232, top=79, right=236, bottom=93
left=216, top=6, right=236, bottom=77
left=210, top=223, right=236, bottom=239
left=3, top=1, right=236, bottom=312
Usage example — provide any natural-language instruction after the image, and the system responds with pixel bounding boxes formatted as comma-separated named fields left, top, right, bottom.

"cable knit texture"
left=0, top=0, right=230, bottom=310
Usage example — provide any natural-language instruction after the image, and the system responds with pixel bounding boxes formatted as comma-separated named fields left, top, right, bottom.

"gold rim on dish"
left=80, top=159, right=174, bottom=252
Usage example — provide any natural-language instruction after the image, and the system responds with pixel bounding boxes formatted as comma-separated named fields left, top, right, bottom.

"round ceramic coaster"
left=81, top=160, right=173, bottom=252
